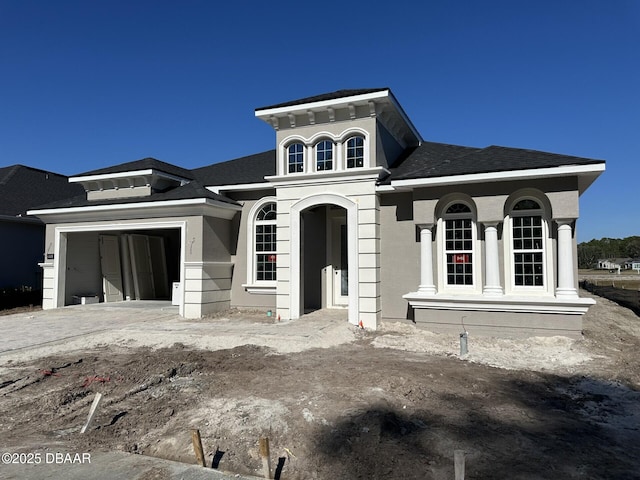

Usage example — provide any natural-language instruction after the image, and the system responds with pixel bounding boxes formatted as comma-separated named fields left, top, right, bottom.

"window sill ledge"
left=243, top=283, right=276, bottom=295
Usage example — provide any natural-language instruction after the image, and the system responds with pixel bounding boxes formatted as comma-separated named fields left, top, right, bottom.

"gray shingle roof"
left=191, top=150, right=276, bottom=186
left=255, top=88, right=389, bottom=111
left=76, top=157, right=194, bottom=180
left=387, top=142, right=605, bottom=181
left=0, top=165, right=85, bottom=216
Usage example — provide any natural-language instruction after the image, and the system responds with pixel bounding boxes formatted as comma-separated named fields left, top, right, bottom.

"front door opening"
left=300, top=205, right=348, bottom=314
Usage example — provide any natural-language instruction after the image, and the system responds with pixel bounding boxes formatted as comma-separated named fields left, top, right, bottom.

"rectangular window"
left=445, top=218, right=473, bottom=285
left=256, top=224, right=276, bottom=281
left=513, top=216, right=544, bottom=286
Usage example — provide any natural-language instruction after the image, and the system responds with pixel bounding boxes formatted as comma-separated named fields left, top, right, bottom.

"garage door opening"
left=63, top=228, right=181, bottom=306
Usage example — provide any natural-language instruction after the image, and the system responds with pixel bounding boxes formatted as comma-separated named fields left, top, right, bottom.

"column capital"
left=481, top=221, right=501, bottom=229
left=416, top=223, right=434, bottom=231
left=554, top=218, right=576, bottom=227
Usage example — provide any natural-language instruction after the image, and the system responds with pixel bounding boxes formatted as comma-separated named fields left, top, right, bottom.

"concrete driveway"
left=0, top=301, right=180, bottom=355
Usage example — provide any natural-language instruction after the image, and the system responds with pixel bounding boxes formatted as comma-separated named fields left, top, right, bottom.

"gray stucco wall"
left=379, top=176, right=584, bottom=322
left=228, top=191, right=277, bottom=310
left=379, top=192, right=419, bottom=320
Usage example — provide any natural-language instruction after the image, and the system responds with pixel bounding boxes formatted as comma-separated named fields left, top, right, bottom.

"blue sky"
left=0, top=0, right=638, bottom=242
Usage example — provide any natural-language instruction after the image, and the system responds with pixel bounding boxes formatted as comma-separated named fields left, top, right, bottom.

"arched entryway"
left=290, top=194, right=359, bottom=326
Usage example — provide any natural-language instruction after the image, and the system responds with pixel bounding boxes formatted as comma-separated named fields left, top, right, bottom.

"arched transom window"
left=511, top=199, right=544, bottom=286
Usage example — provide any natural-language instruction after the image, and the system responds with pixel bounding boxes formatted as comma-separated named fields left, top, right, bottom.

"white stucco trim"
left=403, top=293, right=595, bottom=315
left=256, top=90, right=391, bottom=117
left=242, top=283, right=277, bottom=294
left=289, top=193, right=359, bottom=326
left=379, top=163, right=606, bottom=191
left=266, top=168, right=387, bottom=186
left=207, top=183, right=273, bottom=194
left=28, top=198, right=241, bottom=218
left=52, top=220, right=187, bottom=316
left=70, top=169, right=190, bottom=185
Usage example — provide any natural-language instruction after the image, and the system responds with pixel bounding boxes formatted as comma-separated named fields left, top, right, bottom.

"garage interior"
left=63, top=228, right=181, bottom=306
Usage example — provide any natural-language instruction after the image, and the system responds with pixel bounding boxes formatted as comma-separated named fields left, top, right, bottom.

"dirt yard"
left=1, top=292, right=640, bottom=479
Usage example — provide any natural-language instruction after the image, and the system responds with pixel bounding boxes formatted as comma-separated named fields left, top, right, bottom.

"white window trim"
left=504, top=198, right=554, bottom=297
left=278, top=128, right=370, bottom=176
left=345, top=134, right=366, bottom=169
left=436, top=202, right=482, bottom=294
left=314, top=139, right=335, bottom=173
left=243, top=197, right=277, bottom=294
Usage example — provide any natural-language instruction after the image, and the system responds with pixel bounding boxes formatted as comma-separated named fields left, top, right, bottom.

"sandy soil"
left=1, top=292, right=639, bottom=479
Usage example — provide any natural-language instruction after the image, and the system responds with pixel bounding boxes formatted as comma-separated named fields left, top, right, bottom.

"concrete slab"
left=0, top=451, right=262, bottom=480
left=0, top=302, right=179, bottom=355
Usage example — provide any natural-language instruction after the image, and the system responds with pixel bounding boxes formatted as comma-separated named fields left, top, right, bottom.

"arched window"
left=346, top=136, right=364, bottom=168
left=443, top=203, right=474, bottom=286
left=255, top=202, right=277, bottom=281
left=288, top=143, right=304, bottom=173
left=511, top=199, right=544, bottom=287
left=316, top=140, right=333, bottom=171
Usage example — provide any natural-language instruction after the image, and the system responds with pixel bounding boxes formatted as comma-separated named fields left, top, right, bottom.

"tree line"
left=578, top=236, right=640, bottom=269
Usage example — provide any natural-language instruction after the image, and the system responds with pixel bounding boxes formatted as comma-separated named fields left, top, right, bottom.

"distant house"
left=0, top=165, right=84, bottom=290
left=29, top=88, right=606, bottom=337
left=632, top=259, right=640, bottom=273
left=597, top=258, right=630, bottom=270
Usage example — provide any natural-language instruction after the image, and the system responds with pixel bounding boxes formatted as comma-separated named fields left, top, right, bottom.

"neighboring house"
left=597, top=258, right=630, bottom=270
left=29, top=88, right=606, bottom=337
left=631, top=259, right=640, bottom=273
left=0, top=165, right=84, bottom=290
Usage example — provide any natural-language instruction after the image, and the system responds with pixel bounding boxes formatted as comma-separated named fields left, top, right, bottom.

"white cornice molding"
left=207, top=182, right=274, bottom=194
left=70, top=169, right=190, bottom=185
left=265, top=167, right=388, bottom=187
left=28, top=197, right=241, bottom=222
left=378, top=163, right=606, bottom=192
left=255, top=90, right=391, bottom=118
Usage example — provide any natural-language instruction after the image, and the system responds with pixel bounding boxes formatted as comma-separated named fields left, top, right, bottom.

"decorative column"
left=555, top=219, right=578, bottom=298
left=417, top=224, right=437, bottom=295
left=482, top=222, right=503, bottom=295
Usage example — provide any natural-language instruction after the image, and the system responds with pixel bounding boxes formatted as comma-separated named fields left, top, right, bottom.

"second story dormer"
left=255, top=88, right=422, bottom=181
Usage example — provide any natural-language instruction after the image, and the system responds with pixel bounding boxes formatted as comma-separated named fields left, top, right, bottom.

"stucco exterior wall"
left=413, top=309, right=583, bottom=338
left=227, top=192, right=278, bottom=310
left=274, top=117, right=378, bottom=174
left=380, top=176, right=587, bottom=335
left=379, top=192, right=419, bottom=320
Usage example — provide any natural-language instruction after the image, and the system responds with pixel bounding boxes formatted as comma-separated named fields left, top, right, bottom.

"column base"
left=555, top=288, right=579, bottom=299
left=482, top=286, right=504, bottom=296
left=417, top=285, right=437, bottom=295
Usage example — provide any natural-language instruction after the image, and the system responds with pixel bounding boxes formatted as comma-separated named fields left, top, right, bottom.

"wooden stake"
left=454, top=449, right=465, bottom=480
left=80, top=392, right=103, bottom=433
left=259, top=437, right=271, bottom=479
left=191, top=429, right=206, bottom=467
